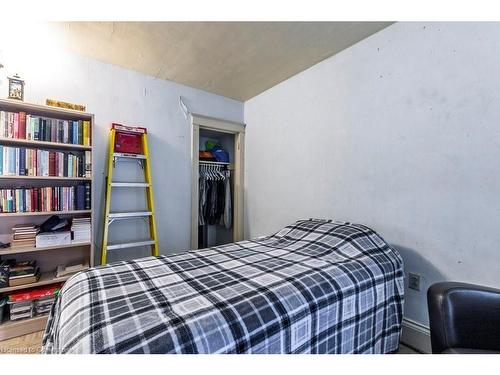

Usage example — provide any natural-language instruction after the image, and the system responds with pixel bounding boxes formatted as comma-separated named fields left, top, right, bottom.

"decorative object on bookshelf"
left=7, top=74, right=24, bottom=101
left=46, top=99, right=86, bottom=112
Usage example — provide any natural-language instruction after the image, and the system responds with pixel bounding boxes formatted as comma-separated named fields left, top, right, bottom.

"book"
left=35, top=231, right=71, bottom=248
left=8, top=268, right=40, bottom=287
left=56, top=261, right=89, bottom=278
left=9, top=267, right=38, bottom=279
left=9, top=260, right=37, bottom=272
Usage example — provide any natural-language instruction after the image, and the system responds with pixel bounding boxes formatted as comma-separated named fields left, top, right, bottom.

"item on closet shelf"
left=204, top=140, right=218, bottom=150
left=199, top=151, right=216, bottom=161
left=212, top=149, right=229, bottom=163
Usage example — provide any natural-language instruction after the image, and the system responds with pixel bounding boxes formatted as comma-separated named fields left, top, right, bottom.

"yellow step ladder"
left=101, top=124, right=159, bottom=265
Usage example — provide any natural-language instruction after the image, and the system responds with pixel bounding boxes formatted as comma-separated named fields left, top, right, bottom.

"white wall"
left=244, top=22, right=500, bottom=327
left=0, top=38, right=243, bottom=264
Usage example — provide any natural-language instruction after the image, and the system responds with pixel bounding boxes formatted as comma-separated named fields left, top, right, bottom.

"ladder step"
left=111, top=182, right=150, bottom=188
left=109, top=211, right=152, bottom=219
left=113, top=152, right=147, bottom=159
left=107, top=240, right=156, bottom=251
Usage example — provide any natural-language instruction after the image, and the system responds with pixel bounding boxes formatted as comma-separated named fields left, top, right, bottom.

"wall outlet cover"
left=408, top=272, right=421, bottom=291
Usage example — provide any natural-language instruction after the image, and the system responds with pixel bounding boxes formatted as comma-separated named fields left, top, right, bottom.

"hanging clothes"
left=199, top=164, right=232, bottom=228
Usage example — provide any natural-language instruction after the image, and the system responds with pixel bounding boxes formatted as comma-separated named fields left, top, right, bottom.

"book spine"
left=19, top=147, right=26, bottom=176
left=13, top=112, right=19, bottom=138
left=84, top=182, right=91, bottom=210
left=49, top=151, right=55, bottom=177
left=18, top=112, right=26, bottom=139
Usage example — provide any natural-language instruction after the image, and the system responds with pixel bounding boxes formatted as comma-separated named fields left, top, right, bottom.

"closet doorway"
left=190, top=114, right=245, bottom=249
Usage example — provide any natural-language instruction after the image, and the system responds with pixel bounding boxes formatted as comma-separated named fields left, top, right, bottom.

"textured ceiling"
left=52, top=22, right=392, bottom=101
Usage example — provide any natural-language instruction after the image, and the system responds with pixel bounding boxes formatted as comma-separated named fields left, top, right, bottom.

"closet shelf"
left=199, top=160, right=230, bottom=165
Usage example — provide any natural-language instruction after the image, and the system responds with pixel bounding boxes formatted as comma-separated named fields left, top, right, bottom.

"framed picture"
left=8, top=74, right=24, bottom=101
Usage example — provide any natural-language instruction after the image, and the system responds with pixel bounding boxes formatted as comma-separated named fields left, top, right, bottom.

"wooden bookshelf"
left=0, top=175, right=91, bottom=181
left=0, top=210, right=91, bottom=217
left=0, top=137, right=91, bottom=151
left=0, top=242, right=91, bottom=256
left=0, top=315, right=48, bottom=342
left=0, top=271, right=71, bottom=293
left=0, top=99, right=94, bottom=342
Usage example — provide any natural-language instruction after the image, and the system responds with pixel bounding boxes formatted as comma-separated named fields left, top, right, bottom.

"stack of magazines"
left=9, top=300, right=34, bottom=321
left=8, top=260, right=40, bottom=287
left=11, top=223, right=39, bottom=249
left=71, top=217, right=91, bottom=243
left=34, top=296, right=55, bottom=315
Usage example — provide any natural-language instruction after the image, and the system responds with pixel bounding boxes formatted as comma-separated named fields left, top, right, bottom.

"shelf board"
left=0, top=241, right=91, bottom=256
left=0, top=137, right=91, bottom=151
left=0, top=98, right=93, bottom=120
left=0, top=210, right=91, bottom=217
left=0, top=271, right=71, bottom=293
left=0, top=314, right=49, bottom=342
left=0, top=175, right=91, bottom=181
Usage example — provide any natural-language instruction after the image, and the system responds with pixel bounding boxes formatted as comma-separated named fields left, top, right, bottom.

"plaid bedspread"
left=42, top=219, right=404, bottom=354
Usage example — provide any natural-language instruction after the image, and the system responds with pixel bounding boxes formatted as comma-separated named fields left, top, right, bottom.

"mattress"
left=42, top=219, right=404, bottom=354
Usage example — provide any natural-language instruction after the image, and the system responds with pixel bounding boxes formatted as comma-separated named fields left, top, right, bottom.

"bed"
left=42, top=219, right=404, bottom=354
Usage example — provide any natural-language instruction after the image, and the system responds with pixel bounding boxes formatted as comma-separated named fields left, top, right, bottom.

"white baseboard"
left=401, top=318, right=431, bottom=353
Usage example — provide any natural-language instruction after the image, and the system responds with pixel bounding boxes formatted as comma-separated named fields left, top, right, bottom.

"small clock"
left=8, top=74, right=24, bottom=101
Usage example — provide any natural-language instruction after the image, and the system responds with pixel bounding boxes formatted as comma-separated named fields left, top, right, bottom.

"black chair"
left=427, top=282, right=500, bottom=354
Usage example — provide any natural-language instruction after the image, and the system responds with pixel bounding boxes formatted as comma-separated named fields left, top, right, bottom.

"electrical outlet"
left=408, top=272, right=421, bottom=291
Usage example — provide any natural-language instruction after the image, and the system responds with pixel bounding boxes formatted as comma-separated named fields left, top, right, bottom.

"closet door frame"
left=190, top=113, right=245, bottom=249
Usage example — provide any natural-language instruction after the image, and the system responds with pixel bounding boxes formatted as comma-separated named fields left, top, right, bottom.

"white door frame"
left=190, top=113, right=245, bottom=249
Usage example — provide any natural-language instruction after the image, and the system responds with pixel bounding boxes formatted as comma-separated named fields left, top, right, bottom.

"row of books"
left=0, top=111, right=91, bottom=146
left=0, top=184, right=91, bottom=213
left=0, top=146, right=91, bottom=178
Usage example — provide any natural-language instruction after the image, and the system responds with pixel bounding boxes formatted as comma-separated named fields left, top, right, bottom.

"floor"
left=0, top=331, right=43, bottom=354
left=0, top=331, right=420, bottom=354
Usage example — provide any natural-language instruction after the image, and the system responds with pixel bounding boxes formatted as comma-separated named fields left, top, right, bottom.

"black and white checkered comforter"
left=42, top=219, right=404, bottom=354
